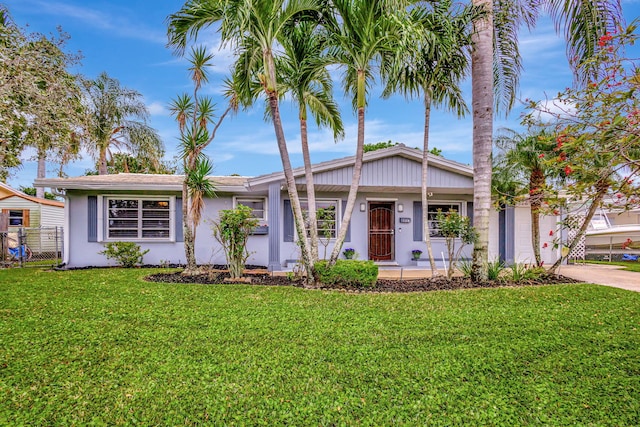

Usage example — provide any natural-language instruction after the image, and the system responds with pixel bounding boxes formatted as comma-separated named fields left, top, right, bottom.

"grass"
left=584, top=260, right=640, bottom=272
left=1, top=268, right=639, bottom=425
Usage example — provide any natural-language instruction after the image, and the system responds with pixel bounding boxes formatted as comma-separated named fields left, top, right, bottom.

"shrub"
left=211, top=205, right=259, bottom=279
left=100, top=242, right=149, bottom=268
left=435, top=209, right=478, bottom=278
left=508, top=264, right=546, bottom=281
left=458, top=259, right=473, bottom=278
left=315, top=260, right=378, bottom=288
left=486, top=259, right=505, bottom=281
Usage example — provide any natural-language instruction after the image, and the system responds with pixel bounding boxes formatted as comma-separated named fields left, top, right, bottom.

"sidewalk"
left=557, top=263, right=640, bottom=292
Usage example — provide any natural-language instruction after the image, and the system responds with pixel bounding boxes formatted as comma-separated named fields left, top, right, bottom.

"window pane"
left=142, top=200, right=169, bottom=209
left=142, top=210, right=170, bottom=219
left=109, top=209, right=139, bottom=219
left=427, top=204, right=461, bottom=237
left=142, top=229, right=170, bottom=238
left=109, top=229, right=139, bottom=238
left=109, top=200, right=138, bottom=209
left=142, top=220, right=170, bottom=229
left=107, top=198, right=171, bottom=240
left=237, top=199, right=265, bottom=219
left=109, top=219, right=139, bottom=228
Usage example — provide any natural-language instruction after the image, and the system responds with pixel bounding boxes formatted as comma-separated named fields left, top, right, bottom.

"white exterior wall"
left=279, top=192, right=473, bottom=267
left=40, top=204, right=64, bottom=228
left=66, top=193, right=271, bottom=268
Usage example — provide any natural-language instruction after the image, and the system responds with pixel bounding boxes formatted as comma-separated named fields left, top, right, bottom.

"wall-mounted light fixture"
left=397, top=203, right=404, bottom=213
left=360, top=203, right=366, bottom=212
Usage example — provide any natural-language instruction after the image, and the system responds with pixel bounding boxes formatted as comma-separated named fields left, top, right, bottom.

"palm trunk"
left=529, top=168, right=544, bottom=266
left=300, top=114, right=319, bottom=261
left=421, top=93, right=438, bottom=275
left=36, top=148, right=46, bottom=199
left=182, top=182, right=197, bottom=272
left=98, top=147, right=108, bottom=175
left=470, top=0, right=494, bottom=282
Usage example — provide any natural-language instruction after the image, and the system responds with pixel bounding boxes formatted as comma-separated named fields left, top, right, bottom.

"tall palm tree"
left=168, top=0, right=321, bottom=282
left=494, top=128, right=555, bottom=266
left=470, top=0, right=624, bottom=280
left=277, top=21, right=344, bottom=262
left=82, top=72, right=164, bottom=175
left=324, top=0, right=406, bottom=265
left=169, top=47, right=237, bottom=273
left=383, top=0, right=477, bottom=275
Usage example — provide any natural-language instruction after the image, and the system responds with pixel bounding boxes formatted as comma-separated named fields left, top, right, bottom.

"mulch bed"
left=145, top=269, right=583, bottom=293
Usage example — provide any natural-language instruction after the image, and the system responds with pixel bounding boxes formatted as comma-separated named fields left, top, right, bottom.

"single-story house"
left=35, top=144, right=561, bottom=269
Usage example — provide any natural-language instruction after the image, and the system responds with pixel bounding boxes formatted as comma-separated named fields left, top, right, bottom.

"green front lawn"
left=1, top=268, right=639, bottom=425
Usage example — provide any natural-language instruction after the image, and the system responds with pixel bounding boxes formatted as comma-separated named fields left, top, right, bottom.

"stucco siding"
left=66, top=192, right=271, bottom=268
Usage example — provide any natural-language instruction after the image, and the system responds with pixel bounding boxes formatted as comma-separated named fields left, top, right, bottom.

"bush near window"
left=315, top=260, right=378, bottom=287
left=99, top=242, right=149, bottom=268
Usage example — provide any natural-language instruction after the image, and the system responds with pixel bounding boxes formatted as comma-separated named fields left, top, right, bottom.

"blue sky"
left=4, top=0, right=640, bottom=189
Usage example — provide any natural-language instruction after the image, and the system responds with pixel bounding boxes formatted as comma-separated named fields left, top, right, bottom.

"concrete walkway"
left=374, top=264, right=640, bottom=293
left=556, top=263, right=640, bottom=292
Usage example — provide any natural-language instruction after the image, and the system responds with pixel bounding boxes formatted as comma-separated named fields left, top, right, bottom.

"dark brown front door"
left=368, top=202, right=394, bottom=261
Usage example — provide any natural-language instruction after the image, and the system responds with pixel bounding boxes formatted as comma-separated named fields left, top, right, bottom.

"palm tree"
left=383, top=0, right=477, bottom=275
left=169, top=47, right=236, bottom=273
left=324, top=0, right=406, bottom=265
left=494, top=128, right=556, bottom=266
left=277, top=21, right=344, bottom=262
left=168, top=0, right=322, bottom=282
left=82, top=72, right=163, bottom=175
left=470, top=0, right=624, bottom=280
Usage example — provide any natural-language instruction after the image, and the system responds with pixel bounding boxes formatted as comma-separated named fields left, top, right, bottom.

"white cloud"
left=24, top=0, right=166, bottom=44
left=147, top=102, right=168, bottom=117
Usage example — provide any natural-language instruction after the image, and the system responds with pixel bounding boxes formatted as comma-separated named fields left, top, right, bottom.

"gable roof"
left=34, top=145, right=474, bottom=195
left=0, top=182, right=64, bottom=207
left=248, top=144, right=472, bottom=187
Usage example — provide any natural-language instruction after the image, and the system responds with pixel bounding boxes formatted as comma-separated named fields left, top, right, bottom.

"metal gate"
left=368, top=202, right=395, bottom=261
left=1, top=227, right=64, bottom=268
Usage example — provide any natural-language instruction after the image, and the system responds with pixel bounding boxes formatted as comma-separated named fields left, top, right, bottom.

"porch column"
left=268, top=182, right=282, bottom=271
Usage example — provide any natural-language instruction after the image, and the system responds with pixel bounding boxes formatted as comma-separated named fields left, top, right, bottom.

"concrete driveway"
left=558, top=263, right=640, bottom=292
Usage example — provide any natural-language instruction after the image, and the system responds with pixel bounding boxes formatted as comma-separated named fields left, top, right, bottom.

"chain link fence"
left=1, top=227, right=64, bottom=268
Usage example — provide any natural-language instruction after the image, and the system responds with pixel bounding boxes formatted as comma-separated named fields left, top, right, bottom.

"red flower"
left=542, top=243, right=548, bottom=249
left=538, top=153, right=545, bottom=158
left=564, top=166, right=573, bottom=175
left=549, top=230, right=554, bottom=236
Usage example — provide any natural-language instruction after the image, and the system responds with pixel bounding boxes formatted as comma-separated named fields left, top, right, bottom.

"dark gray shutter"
left=341, top=200, right=351, bottom=243
left=467, top=201, right=474, bottom=224
left=413, top=201, right=422, bottom=241
left=283, top=200, right=294, bottom=242
left=175, top=197, right=184, bottom=242
left=88, top=196, right=97, bottom=242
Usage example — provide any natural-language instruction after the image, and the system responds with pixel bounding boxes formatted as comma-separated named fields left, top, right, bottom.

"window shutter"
left=467, top=202, right=474, bottom=224
left=88, top=196, right=97, bottom=242
left=341, top=200, right=351, bottom=242
left=22, top=209, right=30, bottom=227
left=413, top=201, right=422, bottom=241
left=175, top=197, right=183, bottom=242
left=283, top=200, right=294, bottom=242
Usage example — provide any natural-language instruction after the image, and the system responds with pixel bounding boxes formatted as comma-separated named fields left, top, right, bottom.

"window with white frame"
left=301, top=199, right=338, bottom=238
left=427, top=203, right=462, bottom=237
left=234, top=197, right=267, bottom=221
left=106, top=198, right=171, bottom=240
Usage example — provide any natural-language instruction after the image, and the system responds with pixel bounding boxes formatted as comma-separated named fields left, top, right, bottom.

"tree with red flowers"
left=523, top=22, right=640, bottom=271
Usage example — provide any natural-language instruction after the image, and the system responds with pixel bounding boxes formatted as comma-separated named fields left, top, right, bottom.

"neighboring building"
left=0, top=183, right=64, bottom=230
left=35, top=144, right=561, bottom=269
